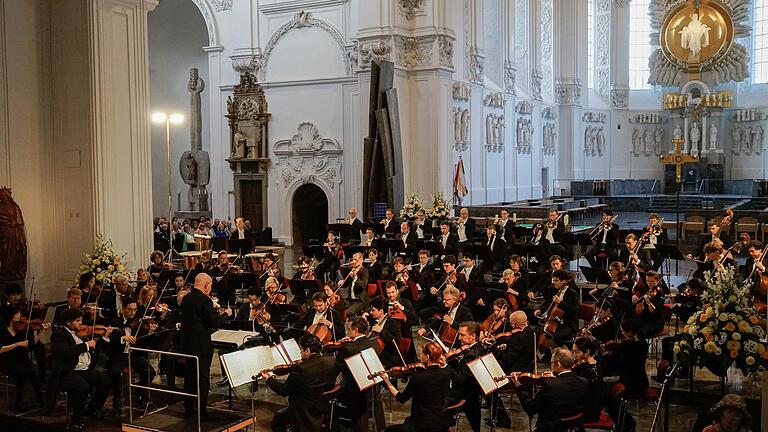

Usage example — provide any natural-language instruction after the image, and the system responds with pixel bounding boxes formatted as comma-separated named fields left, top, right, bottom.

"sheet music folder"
left=220, top=338, right=301, bottom=388
left=467, top=352, right=509, bottom=395
left=344, top=347, right=385, bottom=391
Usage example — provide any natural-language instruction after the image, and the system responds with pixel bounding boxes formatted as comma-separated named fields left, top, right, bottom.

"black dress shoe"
left=67, top=421, right=86, bottom=432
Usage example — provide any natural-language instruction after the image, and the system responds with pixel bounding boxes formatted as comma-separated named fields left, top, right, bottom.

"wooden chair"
left=735, top=217, right=758, bottom=241
left=681, top=216, right=705, bottom=240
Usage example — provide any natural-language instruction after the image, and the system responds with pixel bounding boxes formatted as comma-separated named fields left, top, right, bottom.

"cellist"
left=295, top=292, right=345, bottom=342
left=416, top=286, right=473, bottom=344
left=534, top=270, right=579, bottom=348
left=631, top=271, right=665, bottom=339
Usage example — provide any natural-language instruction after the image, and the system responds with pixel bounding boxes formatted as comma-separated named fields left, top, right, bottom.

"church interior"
left=1, top=0, right=768, bottom=431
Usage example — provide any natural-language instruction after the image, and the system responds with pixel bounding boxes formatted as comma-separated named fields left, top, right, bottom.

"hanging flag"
left=453, top=157, right=468, bottom=201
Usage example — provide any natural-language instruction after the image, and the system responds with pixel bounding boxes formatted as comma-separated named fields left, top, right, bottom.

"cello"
left=536, top=274, right=573, bottom=351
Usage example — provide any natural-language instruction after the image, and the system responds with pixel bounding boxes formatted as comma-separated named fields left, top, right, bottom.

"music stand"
left=347, top=245, right=371, bottom=258
left=416, top=239, right=441, bottom=257
left=512, top=226, right=533, bottom=243
left=579, top=265, right=611, bottom=296
left=327, top=223, right=351, bottom=242
left=371, top=238, right=387, bottom=253
left=288, top=279, right=323, bottom=304
left=361, top=223, right=386, bottom=237
left=477, top=282, right=509, bottom=305
left=563, top=232, right=594, bottom=263
left=656, top=244, right=686, bottom=282
left=302, top=244, right=325, bottom=260
left=227, top=239, right=253, bottom=257
left=211, top=237, right=227, bottom=252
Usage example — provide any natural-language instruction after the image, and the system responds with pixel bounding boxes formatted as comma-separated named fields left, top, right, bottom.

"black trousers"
left=184, top=353, right=212, bottom=415
left=463, top=391, right=482, bottom=432
left=108, top=353, right=156, bottom=405
left=3, top=361, right=42, bottom=404
left=585, top=245, right=618, bottom=268
left=59, top=369, right=111, bottom=422
left=270, top=406, right=291, bottom=432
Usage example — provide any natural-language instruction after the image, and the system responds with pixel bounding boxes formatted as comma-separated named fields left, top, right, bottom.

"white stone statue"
left=460, top=109, right=470, bottom=143
left=643, top=128, right=653, bottom=155
left=743, top=126, right=752, bottom=154
left=233, top=127, right=247, bottom=158
left=498, top=116, right=505, bottom=145
left=757, top=125, right=765, bottom=152
left=654, top=126, right=664, bottom=155
left=709, top=123, right=718, bottom=152
left=584, top=126, right=593, bottom=156
left=680, top=13, right=710, bottom=58
left=673, top=125, right=682, bottom=140
left=690, top=122, right=700, bottom=154
left=517, top=118, right=524, bottom=149
left=732, top=125, right=742, bottom=154
left=453, top=108, right=462, bottom=144
left=751, top=126, right=760, bottom=152
left=597, top=127, right=606, bottom=156
left=486, top=114, right=494, bottom=145
left=632, top=129, right=641, bottom=155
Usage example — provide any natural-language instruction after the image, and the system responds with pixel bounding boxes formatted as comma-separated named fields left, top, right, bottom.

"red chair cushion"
left=583, top=411, right=614, bottom=429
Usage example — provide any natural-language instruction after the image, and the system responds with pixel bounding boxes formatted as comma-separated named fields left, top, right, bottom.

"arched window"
left=629, top=0, right=651, bottom=89
left=587, top=0, right=594, bottom=89
left=755, top=0, right=768, bottom=83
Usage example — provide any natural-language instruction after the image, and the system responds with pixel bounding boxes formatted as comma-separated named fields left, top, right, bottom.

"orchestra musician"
left=101, top=274, right=134, bottom=320
left=413, top=209, right=429, bottom=239
left=49, top=308, right=113, bottom=430
left=339, top=251, right=370, bottom=316
left=295, top=292, right=345, bottom=342
left=195, top=250, right=214, bottom=273
left=483, top=225, right=507, bottom=273
left=366, top=248, right=383, bottom=285
left=534, top=270, right=579, bottom=347
left=293, top=255, right=315, bottom=280
left=136, top=268, right=151, bottom=289
left=148, top=250, right=169, bottom=281
left=381, top=208, right=399, bottom=236
left=316, top=232, right=343, bottom=281
left=690, top=220, right=726, bottom=261
left=585, top=209, right=620, bottom=268
left=455, top=207, right=475, bottom=246
left=3, top=282, right=23, bottom=306
left=260, top=334, right=342, bottom=432
left=437, top=221, right=460, bottom=259
left=531, top=255, right=567, bottom=299
left=494, top=208, right=515, bottom=244
left=486, top=310, right=535, bottom=428
left=481, top=298, right=512, bottom=342
left=693, top=242, right=737, bottom=280
left=500, top=268, right=528, bottom=310
left=741, top=240, right=767, bottom=282
left=228, top=217, right=251, bottom=240
left=632, top=271, right=665, bottom=339
left=589, top=262, right=633, bottom=314
left=54, top=288, right=83, bottom=326
left=446, top=321, right=485, bottom=432
left=506, top=255, right=530, bottom=298
left=344, top=207, right=363, bottom=244
left=179, top=273, right=231, bottom=420
left=323, top=281, right=347, bottom=317
left=362, top=227, right=377, bottom=247
left=644, top=213, right=668, bottom=269
left=544, top=209, right=567, bottom=258
left=366, top=296, right=403, bottom=368
left=529, top=223, right=552, bottom=271
left=398, top=222, right=418, bottom=260
left=392, top=257, right=415, bottom=301
left=600, top=320, right=647, bottom=432
left=417, top=256, right=467, bottom=323
left=619, top=233, right=653, bottom=271
left=510, top=347, right=590, bottom=432
left=379, top=341, right=453, bottom=432
left=106, top=297, right=157, bottom=411
left=337, top=316, right=383, bottom=432
left=571, top=337, right=608, bottom=424
left=416, top=286, right=473, bottom=342
left=1, top=305, right=47, bottom=411
left=412, top=250, right=435, bottom=305
left=585, top=300, right=619, bottom=344
left=384, top=281, right=419, bottom=328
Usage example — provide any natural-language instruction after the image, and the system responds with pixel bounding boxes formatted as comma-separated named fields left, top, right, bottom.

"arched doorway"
left=292, top=184, right=328, bottom=245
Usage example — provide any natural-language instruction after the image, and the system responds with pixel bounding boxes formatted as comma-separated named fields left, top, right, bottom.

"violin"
left=599, top=335, right=633, bottom=355
left=634, top=285, right=659, bottom=316
left=255, top=360, right=303, bottom=379
left=387, top=302, right=408, bottom=321
left=368, top=362, right=426, bottom=380
left=12, top=318, right=50, bottom=332
left=76, top=324, right=113, bottom=339
left=445, top=344, right=472, bottom=362
left=322, top=336, right=353, bottom=352
left=497, top=371, right=556, bottom=386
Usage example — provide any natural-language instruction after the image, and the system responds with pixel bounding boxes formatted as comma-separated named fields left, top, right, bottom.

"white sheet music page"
left=281, top=338, right=302, bottom=363
left=221, top=345, right=275, bottom=388
left=344, top=348, right=384, bottom=391
left=467, top=356, right=497, bottom=396
left=481, top=353, right=509, bottom=388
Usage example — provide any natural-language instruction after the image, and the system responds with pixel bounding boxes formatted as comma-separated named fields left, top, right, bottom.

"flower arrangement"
left=428, top=191, right=451, bottom=219
left=77, top=235, right=127, bottom=287
left=675, top=266, right=767, bottom=377
left=400, top=191, right=423, bottom=220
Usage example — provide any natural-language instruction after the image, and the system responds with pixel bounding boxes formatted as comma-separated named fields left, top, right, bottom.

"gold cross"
left=659, top=138, right=698, bottom=183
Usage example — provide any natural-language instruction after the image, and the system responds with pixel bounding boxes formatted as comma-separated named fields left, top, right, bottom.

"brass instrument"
left=589, top=215, right=618, bottom=239
left=648, top=218, right=664, bottom=236
left=546, top=212, right=563, bottom=229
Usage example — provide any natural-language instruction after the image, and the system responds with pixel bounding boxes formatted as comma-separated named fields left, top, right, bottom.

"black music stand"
left=579, top=265, right=611, bottom=293
left=211, top=236, right=227, bottom=252
left=512, top=226, right=533, bottom=243
left=416, top=239, right=440, bottom=257
left=289, top=279, right=323, bottom=304
left=563, top=232, right=594, bottom=264
left=327, top=223, right=351, bottom=242
left=221, top=272, right=258, bottom=304
left=385, top=238, right=406, bottom=261
left=477, top=282, right=509, bottom=305
left=361, top=223, right=386, bottom=237
left=302, top=244, right=325, bottom=260
left=371, top=238, right=386, bottom=253
left=344, top=244, right=370, bottom=259
left=227, top=239, right=253, bottom=256
left=656, top=243, right=686, bottom=281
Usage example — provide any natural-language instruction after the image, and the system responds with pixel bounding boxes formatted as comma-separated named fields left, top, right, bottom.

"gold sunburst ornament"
left=659, top=0, right=734, bottom=74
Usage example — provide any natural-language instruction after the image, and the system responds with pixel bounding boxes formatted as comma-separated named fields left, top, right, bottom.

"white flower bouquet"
left=77, top=234, right=127, bottom=287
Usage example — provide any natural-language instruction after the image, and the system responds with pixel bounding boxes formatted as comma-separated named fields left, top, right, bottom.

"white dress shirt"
left=64, top=327, right=92, bottom=371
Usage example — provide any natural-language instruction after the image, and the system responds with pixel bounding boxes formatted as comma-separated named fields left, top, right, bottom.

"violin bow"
left=136, top=277, right=171, bottom=338
left=24, top=277, right=36, bottom=341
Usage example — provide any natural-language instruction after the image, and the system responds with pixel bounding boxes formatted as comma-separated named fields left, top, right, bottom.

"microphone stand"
left=649, top=358, right=683, bottom=432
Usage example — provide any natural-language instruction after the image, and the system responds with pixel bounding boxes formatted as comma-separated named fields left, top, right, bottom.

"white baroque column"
left=86, top=0, right=158, bottom=269
left=610, top=0, right=630, bottom=108
left=554, top=0, right=584, bottom=181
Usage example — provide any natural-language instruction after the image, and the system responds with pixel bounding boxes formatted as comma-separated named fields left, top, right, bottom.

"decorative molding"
left=542, top=107, right=557, bottom=120
left=540, top=0, right=554, bottom=100
left=273, top=122, right=343, bottom=189
left=396, top=36, right=432, bottom=70
left=259, top=0, right=348, bottom=15
left=231, top=53, right=261, bottom=74
left=483, top=92, right=505, bottom=108
left=503, top=60, right=517, bottom=94
left=452, top=82, right=471, bottom=101
left=610, top=87, right=629, bottom=108
left=582, top=111, right=607, bottom=123
left=629, top=113, right=664, bottom=124
left=189, top=0, right=220, bottom=47
left=613, top=0, right=630, bottom=7
left=516, top=100, right=534, bottom=115
left=260, top=11, right=352, bottom=80
left=594, top=0, right=610, bottom=99
left=554, top=78, right=582, bottom=106
left=437, top=35, right=454, bottom=68
left=467, top=45, right=484, bottom=84
left=531, top=69, right=543, bottom=101
left=453, top=107, right=470, bottom=151
left=399, top=0, right=426, bottom=20
left=357, top=38, right=392, bottom=70
left=210, top=0, right=232, bottom=12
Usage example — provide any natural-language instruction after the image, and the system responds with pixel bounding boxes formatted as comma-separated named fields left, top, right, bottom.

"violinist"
left=366, top=248, right=383, bottom=284
left=293, top=255, right=315, bottom=280
left=237, top=287, right=277, bottom=339
left=1, top=305, right=46, bottom=411
left=366, top=296, right=402, bottom=368
left=535, top=270, right=579, bottom=347
left=602, top=319, right=649, bottom=398
left=384, top=281, right=418, bottom=327
left=379, top=341, right=452, bottom=432
left=495, top=208, right=515, bottom=244
left=632, top=271, right=665, bottom=338
left=78, top=272, right=97, bottom=297
left=339, top=251, right=370, bottom=316
left=295, top=292, right=345, bottom=341
left=571, top=337, right=607, bottom=424
left=148, top=250, right=169, bottom=281
left=741, top=240, right=767, bottom=282
left=136, top=268, right=151, bottom=289
left=481, top=298, right=512, bottom=342
left=106, top=298, right=157, bottom=411
left=323, top=281, right=347, bottom=317
left=484, top=225, right=507, bottom=273
left=446, top=321, right=485, bottom=432
left=101, top=274, right=134, bottom=320
left=261, top=253, right=287, bottom=287
left=209, top=250, right=238, bottom=305
left=54, top=288, right=83, bottom=325
left=670, top=278, right=704, bottom=323
left=173, top=273, right=189, bottom=293
left=392, top=257, right=414, bottom=300
left=49, top=308, right=113, bottom=429
left=584, top=300, right=619, bottom=344
left=194, top=250, right=214, bottom=273
left=487, top=310, right=535, bottom=428
left=619, top=233, right=652, bottom=271
left=137, top=285, right=168, bottom=324
left=585, top=209, right=620, bottom=268
left=590, top=262, right=632, bottom=311
left=3, top=282, right=23, bottom=306
left=260, top=333, right=342, bottom=432
left=693, top=242, right=736, bottom=280
left=416, top=286, right=473, bottom=339
left=337, top=316, right=383, bottom=432
left=460, top=254, right=484, bottom=286
left=510, top=347, right=590, bottom=432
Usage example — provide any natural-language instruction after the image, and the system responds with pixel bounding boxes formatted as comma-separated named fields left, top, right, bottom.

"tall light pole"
left=152, top=111, right=184, bottom=261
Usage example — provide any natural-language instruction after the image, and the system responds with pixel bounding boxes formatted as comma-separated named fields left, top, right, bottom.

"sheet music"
left=344, top=347, right=384, bottom=391
left=467, top=353, right=508, bottom=395
left=280, top=338, right=302, bottom=363
left=38, top=306, right=55, bottom=344
left=211, top=329, right=259, bottom=346
left=220, top=345, right=276, bottom=388
left=481, top=353, right=509, bottom=388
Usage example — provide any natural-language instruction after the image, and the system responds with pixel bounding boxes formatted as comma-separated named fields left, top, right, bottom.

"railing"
left=648, top=180, right=658, bottom=209
left=127, top=346, right=202, bottom=432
